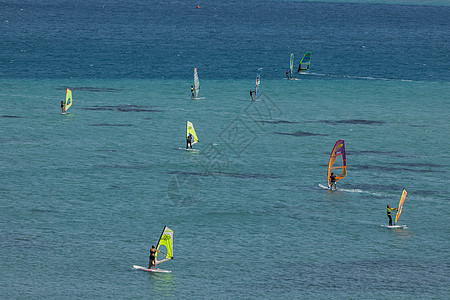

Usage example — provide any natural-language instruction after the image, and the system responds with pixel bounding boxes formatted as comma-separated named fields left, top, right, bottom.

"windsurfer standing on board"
left=148, top=245, right=164, bottom=269
left=329, top=172, right=337, bottom=190
left=186, top=132, right=193, bottom=149
left=386, top=205, right=398, bottom=226
left=61, top=100, right=65, bottom=113
left=250, top=89, right=254, bottom=101
left=286, top=69, right=290, bottom=79
left=190, top=86, right=195, bottom=98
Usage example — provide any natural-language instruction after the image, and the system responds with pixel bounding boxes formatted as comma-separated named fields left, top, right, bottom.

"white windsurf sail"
left=255, top=74, right=261, bottom=98
left=193, top=68, right=200, bottom=98
left=155, top=226, right=174, bottom=265
left=186, top=121, right=199, bottom=145
left=289, top=53, right=294, bottom=78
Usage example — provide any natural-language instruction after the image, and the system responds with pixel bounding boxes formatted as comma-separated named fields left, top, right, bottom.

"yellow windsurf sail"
left=65, top=88, right=73, bottom=111
left=395, top=189, right=407, bottom=224
left=328, top=140, right=347, bottom=186
left=155, top=226, right=173, bottom=265
left=186, top=121, right=199, bottom=145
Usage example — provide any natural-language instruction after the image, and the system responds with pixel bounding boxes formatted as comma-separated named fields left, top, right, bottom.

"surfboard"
left=178, top=147, right=199, bottom=152
left=318, top=183, right=336, bottom=190
left=192, top=97, right=205, bottom=100
left=133, top=265, right=171, bottom=273
left=381, top=224, right=407, bottom=229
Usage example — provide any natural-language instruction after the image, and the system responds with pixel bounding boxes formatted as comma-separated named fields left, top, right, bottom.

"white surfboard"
left=191, top=97, right=205, bottom=100
left=318, top=184, right=334, bottom=190
left=133, top=265, right=171, bottom=273
left=178, top=147, right=199, bottom=152
left=381, top=224, right=407, bottom=229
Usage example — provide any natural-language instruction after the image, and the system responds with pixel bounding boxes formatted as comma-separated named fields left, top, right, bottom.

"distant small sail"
left=328, top=140, right=347, bottom=186
left=298, top=51, right=312, bottom=72
left=289, top=53, right=294, bottom=77
left=395, top=189, right=407, bottom=224
left=186, top=121, right=199, bottom=145
left=255, top=74, right=261, bottom=98
left=65, top=88, right=73, bottom=111
left=155, top=226, right=174, bottom=265
left=193, top=68, right=200, bottom=98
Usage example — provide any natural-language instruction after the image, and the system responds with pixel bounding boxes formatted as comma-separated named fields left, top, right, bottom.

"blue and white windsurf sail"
left=193, top=68, right=200, bottom=98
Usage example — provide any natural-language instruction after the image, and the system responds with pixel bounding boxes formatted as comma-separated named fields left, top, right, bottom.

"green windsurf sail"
left=65, top=88, right=73, bottom=111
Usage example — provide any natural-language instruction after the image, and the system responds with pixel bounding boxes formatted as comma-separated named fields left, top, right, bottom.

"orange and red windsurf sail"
left=328, top=140, right=347, bottom=185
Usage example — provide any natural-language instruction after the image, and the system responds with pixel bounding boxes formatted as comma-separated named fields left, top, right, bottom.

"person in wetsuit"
left=191, top=86, right=195, bottom=98
left=186, top=132, right=193, bottom=149
left=286, top=69, right=290, bottom=79
left=148, top=245, right=164, bottom=269
left=250, top=89, right=254, bottom=101
left=329, top=172, right=337, bottom=190
left=61, top=100, right=65, bottom=113
left=386, top=204, right=398, bottom=226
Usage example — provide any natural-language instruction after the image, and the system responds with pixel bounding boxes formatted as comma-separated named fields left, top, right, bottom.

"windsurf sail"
left=193, top=68, right=200, bottom=98
left=289, top=53, right=294, bottom=78
left=155, top=226, right=174, bottom=265
left=255, top=74, right=261, bottom=98
left=395, top=189, right=407, bottom=224
left=328, top=140, right=347, bottom=186
left=65, top=88, right=73, bottom=111
left=186, top=121, right=199, bottom=145
left=298, top=51, right=312, bottom=72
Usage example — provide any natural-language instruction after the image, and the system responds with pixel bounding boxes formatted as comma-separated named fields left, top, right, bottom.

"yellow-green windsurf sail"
left=65, top=88, right=73, bottom=111
left=155, top=226, right=173, bottom=265
left=395, top=189, right=407, bottom=224
left=186, top=121, right=199, bottom=145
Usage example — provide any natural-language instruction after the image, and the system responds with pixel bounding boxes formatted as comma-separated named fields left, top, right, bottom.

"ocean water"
left=1, top=1, right=449, bottom=299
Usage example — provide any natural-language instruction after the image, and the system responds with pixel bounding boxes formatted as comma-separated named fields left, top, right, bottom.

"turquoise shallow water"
left=1, top=77, right=449, bottom=298
left=1, top=0, right=450, bottom=298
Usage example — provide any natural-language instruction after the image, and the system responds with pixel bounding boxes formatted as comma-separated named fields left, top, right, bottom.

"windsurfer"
left=148, top=245, right=164, bottom=269
left=61, top=100, right=65, bottom=113
left=286, top=70, right=290, bottom=79
left=250, top=89, right=254, bottom=101
left=190, top=86, right=195, bottom=98
left=386, top=205, right=398, bottom=226
left=329, top=172, right=337, bottom=190
left=186, top=133, right=193, bottom=149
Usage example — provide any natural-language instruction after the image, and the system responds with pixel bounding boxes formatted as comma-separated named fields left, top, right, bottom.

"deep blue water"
left=1, top=1, right=449, bottom=299
left=1, top=0, right=449, bottom=81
